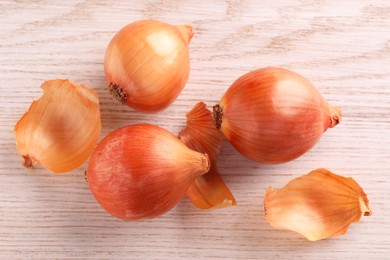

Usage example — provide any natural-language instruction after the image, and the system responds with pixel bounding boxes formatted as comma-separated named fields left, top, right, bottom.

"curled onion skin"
left=86, top=124, right=210, bottom=221
left=264, top=168, right=371, bottom=241
left=104, top=20, right=193, bottom=112
left=14, top=79, right=101, bottom=173
left=214, top=67, right=341, bottom=163
left=179, top=102, right=236, bottom=209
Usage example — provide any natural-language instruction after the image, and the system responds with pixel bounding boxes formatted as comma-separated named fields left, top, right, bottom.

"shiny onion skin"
left=86, top=124, right=210, bottom=221
left=104, top=20, right=193, bottom=112
left=213, top=67, right=341, bottom=163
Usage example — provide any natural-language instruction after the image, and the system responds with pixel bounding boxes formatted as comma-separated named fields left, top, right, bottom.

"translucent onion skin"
left=213, top=67, right=342, bottom=163
left=264, top=169, right=371, bottom=241
left=14, top=79, right=101, bottom=173
left=104, top=20, right=194, bottom=112
left=86, top=124, right=210, bottom=221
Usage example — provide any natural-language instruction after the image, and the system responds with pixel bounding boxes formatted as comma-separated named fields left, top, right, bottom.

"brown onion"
left=104, top=20, right=193, bottom=112
left=86, top=124, right=210, bottom=221
left=213, top=67, right=341, bottom=163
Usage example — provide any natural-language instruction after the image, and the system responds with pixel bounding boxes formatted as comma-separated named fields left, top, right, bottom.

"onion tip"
left=109, top=82, right=127, bottom=104
left=176, top=24, right=194, bottom=45
left=22, top=155, right=34, bottom=168
left=329, top=105, right=342, bottom=128
left=202, top=153, right=211, bottom=174
left=359, top=196, right=372, bottom=216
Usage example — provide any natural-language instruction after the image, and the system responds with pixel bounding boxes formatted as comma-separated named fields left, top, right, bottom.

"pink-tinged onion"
left=104, top=20, right=193, bottom=112
left=213, top=67, right=341, bottom=163
left=86, top=124, right=210, bottom=221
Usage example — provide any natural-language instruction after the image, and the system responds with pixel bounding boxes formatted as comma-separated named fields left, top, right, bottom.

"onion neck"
left=176, top=24, right=194, bottom=45
left=22, top=154, right=37, bottom=168
left=328, top=104, right=342, bottom=128
left=201, top=153, right=211, bottom=175
left=183, top=152, right=210, bottom=182
left=212, top=104, right=223, bottom=129
left=359, top=196, right=372, bottom=217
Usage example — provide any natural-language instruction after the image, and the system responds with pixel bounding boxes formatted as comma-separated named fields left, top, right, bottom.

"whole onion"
left=213, top=67, right=341, bottom=163
left=104, top=20, right=193, bottom=112
left=86, top=124, right=210, bottom=221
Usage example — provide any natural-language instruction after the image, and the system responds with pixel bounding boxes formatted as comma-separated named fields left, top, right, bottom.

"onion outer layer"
left=264, top=168, right=371, bottom=241
left=14, top=79, right=101, bottom=173
left=179, top=102, right=236, bottom=209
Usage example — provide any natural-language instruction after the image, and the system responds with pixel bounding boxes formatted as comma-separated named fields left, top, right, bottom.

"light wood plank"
left=0, top=0, right=389, bottom=259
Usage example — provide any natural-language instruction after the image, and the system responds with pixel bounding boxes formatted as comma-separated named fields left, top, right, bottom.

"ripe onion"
left=213, top=67, right=342, bottom=163
left=14, top=79, right=101, bottom=173
left=86, top=124, right=210, bottom=221
left=104, top=20, right=194, bottom=112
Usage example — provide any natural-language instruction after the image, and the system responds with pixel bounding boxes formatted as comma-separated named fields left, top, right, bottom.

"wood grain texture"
left=1, top=0, right=389, bottom=259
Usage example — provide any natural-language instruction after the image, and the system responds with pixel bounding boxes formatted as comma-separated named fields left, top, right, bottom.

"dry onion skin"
left=14, top=79, right=101, bottom=173
left=179, top=102, right=236, bottom=209
left=213, top=67, right=342, bottom=163
left=86, top=124, right=210, bottom=221
left=264, top=169, right=372, bottom=241
left=104, top=20, right=194, bottom=112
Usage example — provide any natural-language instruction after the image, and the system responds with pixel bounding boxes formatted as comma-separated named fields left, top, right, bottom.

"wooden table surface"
left=1, top=1, right=389, bottom=259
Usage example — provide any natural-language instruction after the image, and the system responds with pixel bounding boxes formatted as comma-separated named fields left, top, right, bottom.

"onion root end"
left=109, top=83, right=127, bottom=104
left=212, top=104, right=223, bottom=129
